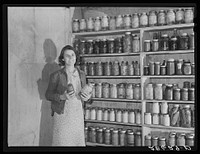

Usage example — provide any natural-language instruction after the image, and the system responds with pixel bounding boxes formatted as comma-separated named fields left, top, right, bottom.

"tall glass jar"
left=160, top=102, right=168, bottom=114
left=181, top=105, right=192, bottom=128
left=112, top=130, right=119, bottom=146
left=123, top=14, right=131, bottom=29
left=114, top=37, right=123, bottom=53
left=189, top=32, right=194, bottom=50
left=122, top=110, right=128, bottom=123
left=165, top=84, right=173, bottom=100
left=144, top=112, right=152, bottom=124
left=95, top=61, right=103, bottom=76
left=135, top=110, right=141, bottom=124
left=134, top=61, right=140, bottom=76
left=154, top=84, right=163, bottom=100
left=154, top=62, right=161, bottom=75
left=109, top=108, right=115, bottom=122
left=158, top=10, right=166, bottom=26
left=149, top=10, right=157, bottom=27
left=167, top=59, right=175, bottom=75
left=90, top=107, right=96, bottom=120
left=101, top=39, right=108, bottom=54
left=107, top=38, right=115, bottom=53
left=160, top=65, right=166, bottom=75
left=101, top=15, right=109, bottom=31
left=188, top=88, right=195, bottom=101
left=133, top=83, right=141, bottom=100
left=152, top=113, right=159, bottom=125
left=144, top=65, right=149, bottom=75
left=86, top=17, right=94, bottom=32
left=168, top=132, right=176, bottom=146
left=163, top=114, right=170, bottom=126
left=191, top=63, right=195, bottom=75
left=186, top=133, right=194, bottom=146
left=152, top=136, right=159, bottom=146
left=145, top=134, right=152, bottom=146
left=109, top=16, right=116, bottom=30
left=160, top=34, right=169, bottom=51
left=79, top=40, right=86, bottom=54
left=85, top=126, right=89, bottom=142
left=179, top=33, right=189, bottom=50
left=128, top=110, right=135, bottom=124
left=170, top=37, right=178, bottom=51
left=94, top=17, right=102, bottom=32
left=144, top=40, right=151, bottom=52
left=139, top=12, right=148, bottom=27
left=173, top=88, right=181, bottom=100
left=175, top=59, right=183, bottom=75
left=72, top=19, right=80, bottom=33
left=182, top=61, right=192, bottom=75
left=85, top=107, right=90, bottom=120
left=128, top=62, right=134, bottom=76
left=95, top=83, right=102, bottom=98
left=88, top=62, right=95, bottom=76
left=176, top=133, right=186, bottom=146
left=79, top=19, right=87, bottom=32
left=175, top=8, right=184, bottom=24
left=96, top=108, right=103, bottom=121
left=112, top=61, right=120, bottom=76
left=145, top=83, right=154, bottom=100
left=116, top=15, right=124, bottom=29
left=93, top=39, right=100, bottom=54
left=181, top=88, right=188, bottom=101
left=102, top=82, right=110, bottom=98
left=124, top=32, right=132, bottom=53
left=104, top=61, right=111, bottom=76
left=126, top=83, right=133, bottom=99
left=81, top=62, right=88, bottom=76
left=96, top=128, right=103, bottom=143
left=131, top=13, right=139, bottom=28
left=110, top=84, right=118, bottom=98
left=120, top=61, right=128, bottom=76
left=152, top=102, right=160, bottom=114
left=119, top=130, right=126, bottom=146
left=149, top=61, right=155, bottom=75
left=132, top=35, right=140, bottom=52
left=103, top=108, right=109, bottom=121
left=127, top=130, right=134, bottom=146
left=104, top=129, right=111, bottom=144
left=184, top=8, right=194, bottom=23
left=135, top=131, right=142, bottom=146
left=170, top=104, right=180, bottom=127
left=152, top=39, right=159, bottom=51
left=116, top=109, right=122, bottom=123
left=86, top=40, right=94, bottom=54
left=166, top=9, right=176, bottom=25
left=118, top=83, right=126, bottom=99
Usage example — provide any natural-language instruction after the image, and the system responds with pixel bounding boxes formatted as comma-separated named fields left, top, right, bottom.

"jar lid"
left=144, top=40, right=151, bottom=42
left=113, top=130, right=119, bottom=133
left=105, top=129, right=110, bottom=132
left=98, top=128, right=103, bottom=132
left=183, top=104, right=190, bottom=108
left=182, top=88, right=188, bottom=91
left=120, top=130, right=126, bottom=133
left=145, top=112, right=151, bottom=115
left=189, top=88, right=195, bottom=91
left=125, top=32, right=132, bottom=35
left=152, top=39, right=159, bottom=42
left=181, top=33, right=188, bottom=36
left=108, top=38, right=115, bottom=41
left=162, top=34, right=168, bottom=37
left=169, top=132, right=176, bottom=137
left=80, top=18, right=86, bottom=21
left=81, top=40, right=86, bottom=42
left=144, top=65, right=149, bottom=68
left=168, top=58, right=175, bottom=62
left=152, top=136, right=159, bottom=140
left=163, top=114, right=169, bottom=117
left=73, top=19, right=79, bottom=21
left=174, top=88, right=181, bottom=91
left=88, top=39, right=93, bottom=42
left=127, top=131, right=134, bottom=135
left=159, top=136, right=166, bottom=141
left=171, top=37, right=177, bottom=41
left=186, top=133, right=195, bottom=139
left=155, top=61, right=161, bottom=64
left=145, top=134, right=152, bottom=139
left=136, top=131, right=141, bottom=135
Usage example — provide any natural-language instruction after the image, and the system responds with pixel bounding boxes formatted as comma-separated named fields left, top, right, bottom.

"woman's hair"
left=58, top=45, right=79, bottom=66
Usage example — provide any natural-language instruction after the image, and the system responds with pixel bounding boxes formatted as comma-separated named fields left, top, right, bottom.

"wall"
left=8, top=7, right=73, bottom=146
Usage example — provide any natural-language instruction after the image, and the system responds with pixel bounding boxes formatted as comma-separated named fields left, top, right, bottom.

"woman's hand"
left=60, top=91, right=75, bottom=101
left=80, top=92, right=92, bottom=102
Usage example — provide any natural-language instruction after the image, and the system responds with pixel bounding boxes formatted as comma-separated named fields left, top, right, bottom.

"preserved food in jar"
left=176, top=133, right=186, bottom=146
left=112, top=61, right=120, bottom=76
left=127, top=130, right=134, bottom=146
left=116, top=15, right=123, bottom=29
left=102, top=82, right=110, bottom=98
left=160, top=114, right=165, bottom=124
left=109, top=16, right=116, bottom=30
left=152, top=102, right=160, bottom=114
left=126, top=83, right=133, bottom=99
left=132, top=36, right=140, bottom=52
left=149, top=61, right=155, bottom=75
left=120, top=61, right=128, bottom=76
left=154, top=62, right=161, bottom=75
left=154, top=83, right=163, bottom=100
left=122, top=110, right=128, bottom=123
left=135, top=131, right=142, bottom=146
left=124, top=32, right=132, bottom=53
left=183, top=81, right=190, bottom=88
left=139, top=12, right=148, bottom=27
left=116, top=109, right=122, bottom=122
left=86, top=17, right=94, bottom=32
left=85, top=107, right=90, bottom=120
left=81, top=62, right=88, bottom=75
left=104, top=129, right=111, bottom=144
left=72, top=19, right=80, bottom=33
left=103, top=108, right=109, bottom=121
left=128, top=110, right=135, bottom=123
left=95, top=83, right=102, bottom=98
left=107, top=38, right=115, bottom=53
left=188, top=88, right=195, bottom=101
left=114, top=37, right=123, bottom=53
left=191, top=63, right=195, bottom=75
left=104, top=61, right=111, bottom=76
left=160, top=65, right=166, bottom=75
left=124, top=14, right=131, bottom=29
left=90, top=107, right=96, bottom=120
left=134, top=61, right=140, bottom=76
left=167, top=59, right=175, bottom=75
left=149, top=10, right=157, bottom=27
left=109, top=108, right=115, bottom=122
left=175, top=8, right=184, bottom=24
left=186, top=133, right=194, bottom=146
left=184, top=8, right=194, bottom=23
left=152, top=136, right=158, bottom=146
left=152, top=113, right=159, bottom=124
left=144, top=65, right=149, bottom=75
left=128, top=62, right=134, bottom=76
left=89, top=127, right=96, bottom=142
left=175, top=59, right=183, bottom=75
left=160, top=34, right=169, bottom=51
left=79, top=40, right=86, bottom=54
left=173, top=88, right=181, bottom=100
left=97, top=128, right=103, bottom=143
left=131, top=13, right=139, bottom=28
left=189, top=32, right=194, bottom=50
left=158, top=137, right=166, bottom=146
left=94, top=39, right=100, bottom=54
left=144, top=40, right=151, bottom=52
left=110, top=84, right=118, bottom=98
left=160, top=102, right=168, bottom=114
left=145, top=83, right=154, bottom=100
left=165, top=84, right=173, bottom=100
left=86, top=40, right=94, bottom=54
left=168, top=132, right=176, bottom=146
left=181, top=105, right=192, bottom=127
left=163, top=114, right=170, bottom=126
left=94, top=17, right=101, bottom=32
left=158, top=10, right=166, bottom=26
left=101, top=16, right=109, bottom=31
left=166, top=9, right=176, bottom=25
left=152, top=39, right=159, bottom=51
left=144, top=112, right=152, bottom=124
left=118, top=83, right=126, bottom=98
left=135, top=110, right=141, bottom=124
left=133, top=83, right=141, bottom=100
left=170, top=37, right=178, bottom=50
left=145, top=134, right=152, bottom=146
left=79, top=19, right=87, bottom=32
left=182, top=61, right=192, bottom=75
left=181, top=88, right=188, bottom=101
left=85, top=127, right=88, bottom=142
left=96, top=61, right=103, bottom=76
left=119, top=130, right=126, bottom=146
left=112, top=129, right=119, bottom=146
left=179, top=33, right=189, bottom=50
left=88, top=62, right=95, bottom=76
left=97, top=108, right=103, bottom=121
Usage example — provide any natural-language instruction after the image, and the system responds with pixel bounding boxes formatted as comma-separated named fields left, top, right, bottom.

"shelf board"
left=143, top=75, right=195, bottom=78
left=143, top=124, right=194, bottom=131
left=144, top=50, right=194, bottom=55
left=144, top=100, right=194, bottom=104
left=86, top=76, right=141, bottom=79
left=91, top=97, right=141, bottom=102
left=85, top=119, right=142, bottom=127
left=86, top=142, right=120, bottom=146
left=80, top=52, right=140, bottom=57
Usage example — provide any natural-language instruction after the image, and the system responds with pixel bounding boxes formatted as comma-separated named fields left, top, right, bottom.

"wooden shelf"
left=85, top=119, right=142, bottom=127
left=144, top=100, right=194, bottom=104
left=86, top=76, right=141, bottom=79
left=86, top=142, right=121, bottom=146
left=143, top=124, right=194, bottom=131
left=91, top=98, right=141, bottom=102
left=80, top=52, right=140, bottom=57
left=144, top=50, right=194, bottom=55
left=143, top=75, right=195, bottom=78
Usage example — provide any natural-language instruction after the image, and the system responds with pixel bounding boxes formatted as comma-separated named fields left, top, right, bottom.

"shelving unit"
left=72, top=22, right=195, bottom=147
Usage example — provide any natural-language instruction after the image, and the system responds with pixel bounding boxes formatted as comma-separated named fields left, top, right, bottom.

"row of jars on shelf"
left=73, top=33, right=140, bottom=55
left=72, top=8, right=194, bottom=33
left=80, top=61, right=140, bottom=76
left=144, top=30, right=194, bottom=52
left=145, top=132, right=194, bottom=147
left=145, top=81, right=195, bottom=101
left=85, top=107, right=142, bottom=124
left=91, top=82, right=141, bottom=100
left=145, top=104, right=195, bottom=128
left=144, top=59, right=195, bottom=76
left=85, top=126, right=142, bottom=146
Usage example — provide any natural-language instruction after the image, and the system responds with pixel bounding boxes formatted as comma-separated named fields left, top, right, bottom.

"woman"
left=45, top=45, right=92, bottom=146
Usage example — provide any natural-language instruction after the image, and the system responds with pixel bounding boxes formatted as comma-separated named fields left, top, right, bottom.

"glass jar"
left=122, top=110, right=128, bottom=123
left=110, top=84, right=118, bottom=98
left=163, top=114, right=170, bottom=126
left=126, top=83, right=133, bottom=99
left=169, top=104, right=180, bottom=127
left=103, top=61, right=111, bottom=76
left=173, top=88, right=181, bottom=100
left=93, top=39, right=100, bottom=54
left=102, top=82, right=110, bottom=98
left=102, top=39, right=108, bottom=54
left=149, top=61, right=155, bottom=75
left=152, top=39, right=159, bottom=51
left=175, top=8, right=184, bottom=24
left=189, top=32, right=194, bottom=50
left=182, top=61, right=192, bottom=75
left=96, top=108, right=103, bottom=121
left=134, top=61, right=140, bottom=76
left=191, top=82, right=195, bottom=88
left=149, top=10, right=157, bottom=27
left=135, top=131, right=142, bottom=146
left=170, top=37, right=178, bottom=50
left=104, top=128, right=111, bottom=145
left=177, top=133, right=186, bottom=146
left=133, top=83, right=141, bottom=100
left=112, top=129, right=119, bottom=146
left=186, top=133, right=194, bottom=146
left=95, top=83, right=102, bottom=98
left=158, top=10, right=166, bottom=26
left=101, top=15, right=109, bottom=31
left=160, top=65, right=166, bottom=75
left=131, top=13, right=139, bottom=28
left=145, top=83, right=154, bottom=100
left=119, top=130, right=126, bottom=146
left=166, top=9, right=176, bottom=25
left=158, top=137, right=166, bottom=146
left=118, top=83, right=125, bottom=99
left=152, top=136, right=158, bottom=146
left=124, top=14, right=131, bottom=29
left=140, top=12, right=148, bottom=27
left=89, top=127, right=96, bottom=142
left=181, top=88, right=188, bottom=101
left=114, top=37, right=123, bottom=53
left=152, top=102, right=160, bottom=114
left=128, top=110, right=135, bottom=123
left=85, top=126, right=89, bottom=142
left=154, top=62, right=161, bottom=75
left=116, top=15, right=124, bottom=29
left=79, top=19, right=87, bottom=32
left=152, top=113, right=159, bottom=125
left=94, top=17, right=102, bottom=32
left=128, top=62, right=134, bottom=76
left=175, top=59, right=183, bottom=75
left=86, top=17, right=94, bottom=32
left=167, top=59, right=175, bottom=75
left=103, top=108, right=109, bottom=121
left=132, top=36, right=140, bottom=53
left=85, top=107, right=90, bottom=120
left=112, top=61, right=120, bottom=76
left=127, top=130, right=134, bottom=146
left=144, top=40, right=151, bottom=52
left=109, top=108, right=115, bottom=122
left=154, top=84, right=163, bottom=100
left=145, top=134, right=152, bottom=146
left=183, top=81, right=191, bottom=88
left=184, top=8, right=194, bottom=23
left=116, top=109, right=122, bottom=123
left=191, top=63, right=195, bottom=75
left=79, top=40, right=86, bottom=54
left=181, top=105, right=192, bottom=127
left=81, top=62, right=88, bottom=76
left=144, top=65, right=149, bottom=75
left=168, top=132, right=176, bottom=146
left=124, top=32, right=132, bottom=53
left=179, top=33, right=189, bottom=50
left=120, top=61, right=128, bottom=76
left=160, top=34, right=169, bottom=51
left=144, top=112, right=152, bottom=124
left=188, top=88, right=195, bottom=101
left=72, top=19, right=80, bottom=33
left=135, top=110, right=141, bottom=124
left=96, top=128, right=103, bottom=143
left=108, top=16, right=116, bottom=30
left=165, top=84, right=173, bottom=100
left=86, top=40, right=94, bottom=54
left=95, top=61, right=103, bottom=76
left=90, top=107, right=96, bottom=120
left=160, top=102, right=168, bottom=114
left=107, top=38, right=115, bottom=54
left=88, top=62, right=95, bottom=76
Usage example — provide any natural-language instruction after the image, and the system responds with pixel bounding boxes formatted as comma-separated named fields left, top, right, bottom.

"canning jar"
left=85, top=107, right=90, bottom=120
left=112, top=61, right=120, bottom=76
left=107, top=38, right=115, bottom=53
left=181, top=88, right=188, bottom=101
left=160, top=102, right=168, bottom=114
left=108, top=16, right=116, bottom=30
left=173, top=88, right=181, bottom=100
left=114, top=37, right=123, bottom=53
left=168, top=132, right=176, bottom=146
left=119, top=130, right=126, bottom=146
left=88, top=62, right=95, bottom=76
left=128, top=110, right=135, bottom=123
left=188, top=88, right=195, bottom=101
left=102, top=82, right=110, bottom=98
left=88, top=127, right=94, bottom=142
left=175, top=8, right=184, bottom=24
left=94, top=17, right=101, bottom=32
left=191, top=63, right=195, bottom=75
left=175, top=59, right=183, bottom=75
left=154, top=84, right=163, bottom=100
left=189, top=32, right=194, bottom=49
left=149, top=61, right=155, bottom=75
left=152, top=39, right=159, bottom=51
left=103, top=108, right=109, bottom=121
left=165, top=84, right=173, bottom=100
left=95, top=61, right=103, bottom=76
left=96, top=108, right=103, bottom=121
left=182, top=61, right=192, bottom=75
left=183, top=81, right=190, bottom=88
left=145, top=134, right=152, bottom=146
left=93, top=39, right=100, bottom=54
left=79, top=19, right=87, bottom=32
left=144, top=112, right=152, bottom=124
left=158, top=10, right=166, bottom=26
left=140, top=12, right=148, bottom=27
left=127, top=130, right=134, bottom=146
left=120, top=61, right=128, bottom=76
left=160, top=65, right=166, bottom=75
left=109, top=108, right=115, bottom=122
left=152, top=113, right=159, bottom=125
left=101, top=15, right=109, bottom=31
left=104, top=129, right=111, bottom=144
left=144, top=65, right=149, bottom=75
left=132, top=36, right=140, bottom=52
left=149, top=10, right=157, bottom=27
left=86, top=17, right=94, bottom=32
left=134, top=61, right=140, bottom=76
left=128, top=62, right=134, bottom=76
left=112, top=129, right=119, bottom=146
left=86, top=40, right=94, bottom=54
left=177, top=133, right=186, bottom=146
left=184, top=8, right=194, bottom=23
left=102, top=39, right=108, bottom=54
left=131, top=13, right=139, bottom=28
left=117, top=83, right=125, bottom=99
left=166, top=9, right=176, bottom=25
left=124, top=32, right=132, bottom=53
left=81, top=62, right=88, bottom=75
left=144, top=40, right=151, bottom=52
left=133, top=83, right=141, bottom=100
left=158, top=137, right=166, bottom=146
left=170, top=37, right=178, bottom=50
left=145, top=83, right=154, bottom=100
left=163, top=114, right=170, bottom=126
left=126, top=83, right=133, bottom=99
left=135, top=110, right=141, bottom=124
left=160, top=34, right=169, bottom=51
left=179, top=33, right=189, bottom=50
left=122, top=110, right=128, bottom=123
left=135, top=131, right=142, bottom=146
left=103, top=61, right=111, bottom=76
left=154, top=62, right=161, bottom=75
left=116, top=15, right=124, bottom=29
left=90, top=107, right=96, bottom=120
left=96, top=128, right=103, bottom=143
left=167, top=59, right=175, bottom=75
left=152, top=136, right=158, bottom=146
left=95, top=83, right=102, bottom=98
left=110, top=84, right=118, bottom=98
left=116, top=109, right=122, bottom=122
left=79, top=40, right=86, bottom=54
left=85, top=126, right=88, bottom=142
left=124, top=14, right=131, bottom=29
left=72, top=19, right=80, bottom=33
left=186, top=133, right=194, bottom=146
left=181, top=105, right=192, bottom=127
left=152, top=102, right=160, bottom=114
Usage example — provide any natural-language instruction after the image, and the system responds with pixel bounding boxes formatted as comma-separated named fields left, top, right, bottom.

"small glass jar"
left=95, top=83, right=102, bottom=98
left=168, top=132, right=176, bottom=146
left=86, top=17, right=94, bottom=32
left=175, top=8, right=184, bottom=24
left=95, top=61, right=103, bottom=76
left=145, top=134, right=152, bottom=146
left=128, top=62, right=134, bottom=76
left=179, top=33, right=189, bottom=50
left=132, top=36, right=140, bottom=53
left=126, top=83, right=133, bottom=99
left=85, top=107, right=90, bottom=120
left=81, top=62, right=88, bottom=75
left=135, top=131, right=142, bottom=146
left=107, top=38, right=115, bottom=54
left=135, top=110, right=141, bottom=124
left=144, top=112, right=152, bottom=124
left=85, top=126, right=89, bottom=142
left=144, top=65, right=149, bottom=75
left=72, top=19, right=80, bottom=33
left=109, top=16, right=116, bottom=30
left=122, top=110, right=128, bottom=123
left=160, top=65, right=167, bottom=75
left=109, top=108, right=115, bottom=122
left=112, top=61, right=120, bottom=76
left=119, top=130, right=126, bottom=146
left=183, top=81, right=191, bottom=88
left=152, top=113, right=159, bottom=125
left=128, top=110, right=135, bottom=124
left=191, top=63, right=195, bottom=75
left=133, top=83, right=141, bottom=100
left=149, top=61, right=155, bottom=75
left=127, top=130, right=134, bottom=146
left=189, top=32, right=194, bottom=50
left=116, top=15, right=124, bottom=29
left=144, top=40, right=151, bottom=52
left=103, top=108, right=109, bottom=121
left=79, top=40, right=86, bottom=54
left=118, top=83, right=126, bottom=99
left=145, top=83, right=154, bottom=100
left=170, top=37, right=178, bottom=50
left=94, top=17, right=102, bottom=32
left=181, top=105, right=192, bottom=128
left=104, top=61, right=111, bottom=76
left=184, top=8, right=194, bottom=23
left=139, top=12, right=148, bottom=27
left=152, top=136, right=158, bottom=146
left=160, top=102, right=168, bottom=114
left=188, top=88, right=195, bottom=101
left=154, top=62, right=161, bottom=75
left=160, top=34, right=169, bottom=51
left=86, top=40, right=94, bottom=54
left=154, top=84, right=163, bottom=100
left=124, top=32, right=132, bottom=53
left=79, top=19, right=87, bottom=32
left=89, top=127, right=96, bottom=143
left=96, top=128, right=103, bottom=144
left=177, top=133, right=186, bottom=146
left=116, top=109, right=122, bottom=123
left=90, top=107, right=96, bottom=120
left=173, top=88, right=181, bottom=100
left=124, top=14, right=131, bottom=29
left=104, top=129, right=111, bottom=145
left=120, top=61, right=128, bottom=76
left=134, top=61, right=140, bottom=76
left=130, top=13, right=139, bottom=29
left=175, top=59, right=183, bottom=75
left=152, top=102, right=160, bottom=114
left=101, top=15, right=109, bottom=31
left=100, top=39, right=108, bottom=54
left=110, top=84, right=118, bottom=98
left=163, top=114, right=170, bottom=126
left=181, top=88, right=188, bottom=101
left=93, top=39, right=100, bottom=54
left=114, top=37, right=123, bottom=53
left=149, top=10, right=157, bottom=27
left=158, top=10, right=166, bottom=26
left=158, top=137, right=166, bottom=146
left=166, top=9, right=176, bottom=25
left=112, top=129, right=119, bottom=146
left=167, top=59, right=175, bottom=75
left=96, top=108, right=103, bottom=121
left=165, top=84, right=173, bottom=100
left=102, top=82, right=110, bottom=98
left=182, top=61, right=192, bottom=75
left=186, top=133, right=194, bottom=146
left=152, top=39, right=159, bottom=51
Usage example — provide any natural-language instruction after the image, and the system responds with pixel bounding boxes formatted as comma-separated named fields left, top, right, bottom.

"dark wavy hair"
left=58, top=45, right=79, bottom=66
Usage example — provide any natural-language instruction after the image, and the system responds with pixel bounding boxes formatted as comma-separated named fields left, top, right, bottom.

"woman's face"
left=63, top=49, right=76, bottom=66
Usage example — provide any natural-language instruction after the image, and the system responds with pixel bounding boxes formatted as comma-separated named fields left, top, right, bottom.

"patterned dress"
left=52, top=68, right=85, bottom=146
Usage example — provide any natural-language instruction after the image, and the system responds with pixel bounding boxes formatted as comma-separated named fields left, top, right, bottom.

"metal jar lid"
left=145, top=134, right=152, bottom=140
left=113, top=129, right=119, bottom=133
left=162, top=34, right=168, bottom=38
left=183, top=104, right=190, bottom=108
left=181, top=88, right=189, bottom=92
left=159, top=136, right=166, bottom=141
left=152, top=136, right=159, bottom=140
left=181, top=33, right=188, bottom=37
left=168, top=58, right=175, bottom=62
left=144, top=40, right=151, bottom=43
left=125, top=31, right=132, bottom=35
left=120, top=130, right=126, bottom=134
left=152, top=39, right=159, bottom=42
left=171, top=37, right=178, bottom=41
left=73, top=19, right=79, bottom=22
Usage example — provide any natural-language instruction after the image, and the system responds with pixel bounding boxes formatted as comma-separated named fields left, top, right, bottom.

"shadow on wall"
left=37, top=39, right=60, bottom=146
